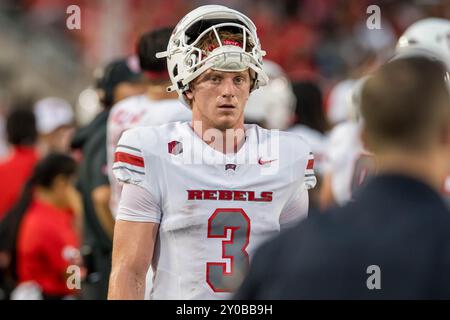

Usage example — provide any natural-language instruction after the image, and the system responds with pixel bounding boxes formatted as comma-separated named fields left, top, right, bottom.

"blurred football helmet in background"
left=395, top=18, right=450, bottom=71
left=244, top=60, right=296, bottom=129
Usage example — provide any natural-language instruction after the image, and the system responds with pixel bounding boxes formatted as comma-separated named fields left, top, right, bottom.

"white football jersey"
left=107, top=95, right=191, bottom=216
left=287, top=124, right=328, bottom=175
left=113, top=121, right=316, bottom=299
left=324, top=120, right=375, bottom=206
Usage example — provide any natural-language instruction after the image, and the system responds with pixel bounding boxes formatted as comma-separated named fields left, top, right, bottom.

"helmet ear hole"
left=173, top=65, right=178, bottom=77
left=187, top=53, right=197, bottom=68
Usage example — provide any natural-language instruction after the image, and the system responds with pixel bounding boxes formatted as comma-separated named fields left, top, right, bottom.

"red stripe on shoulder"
left=114, top=152, right=144, bottom=167
left=307, top=158, right=314, bottom=170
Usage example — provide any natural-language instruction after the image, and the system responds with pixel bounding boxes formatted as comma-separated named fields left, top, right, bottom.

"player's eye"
left=210, top=75, right=222, bottom=83
left=234, top=76, right=245, bottom=85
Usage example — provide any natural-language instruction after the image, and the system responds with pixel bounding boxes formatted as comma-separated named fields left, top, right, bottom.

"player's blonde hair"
left=196, top=30, right=254, bottom=54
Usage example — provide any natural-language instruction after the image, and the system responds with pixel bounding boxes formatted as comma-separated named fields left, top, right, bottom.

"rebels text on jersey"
left=113, top=121, right=316, bottom=299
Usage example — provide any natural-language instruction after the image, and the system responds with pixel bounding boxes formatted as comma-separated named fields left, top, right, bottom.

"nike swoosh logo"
left=258, top=158, right=278, bottom=165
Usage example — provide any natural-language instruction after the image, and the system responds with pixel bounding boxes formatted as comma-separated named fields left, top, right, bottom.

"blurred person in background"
left=325, top=78, right=357, bottom=127
left=107, top=26, right=191, bottom=218
left=0, top=153, right=83, bottom=300
left=95, top=56, right=147, bottom=106
left=236, top=56, right=450, bottom=299
left=320, top=17, right=450, bottom=210
left=106, top=26, right=191, bottom=299
left=34, top=97, right=75, bottom=157
left=0, top=106, right=38, bottom=299
left=320, top=77, right=372, bottom=209
left=288, top=81, right=330, bottom=210
left=15, top=153, right=82, bottom=300
left=244, top=60, right=296, bottom=130
left=0, top=107, right=39, bottom=220
left=71, top=56, right=144, bottom=300
left=325, top=51, right=381, bottom=127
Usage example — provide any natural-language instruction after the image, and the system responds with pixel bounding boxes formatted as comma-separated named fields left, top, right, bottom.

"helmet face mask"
left=156, top=5, right=268, bottom=107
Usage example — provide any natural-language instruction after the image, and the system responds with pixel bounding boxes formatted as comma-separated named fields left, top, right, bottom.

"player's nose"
left=220, top=77, right=237, bottom=98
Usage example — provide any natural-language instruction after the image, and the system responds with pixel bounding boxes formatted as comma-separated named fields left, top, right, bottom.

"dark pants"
left=81, top=244, right=112, bottom=300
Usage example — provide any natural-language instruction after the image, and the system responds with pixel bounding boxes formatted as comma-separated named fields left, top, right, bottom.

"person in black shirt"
left=72, top=58, right=143, bottom=299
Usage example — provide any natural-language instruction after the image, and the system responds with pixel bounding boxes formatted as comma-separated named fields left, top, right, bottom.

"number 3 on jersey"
left=206, top=208, right=250, bottom=292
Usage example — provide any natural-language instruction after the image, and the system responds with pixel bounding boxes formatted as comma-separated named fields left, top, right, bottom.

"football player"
left=108, top=5, right=316, bottom=299
left=320, top=77, right=374, bottom=208
left=320, top=18, right=450, bottom=209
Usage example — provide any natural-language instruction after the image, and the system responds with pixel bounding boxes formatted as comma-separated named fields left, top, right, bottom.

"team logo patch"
left=168, top=140, right=183, bottom=155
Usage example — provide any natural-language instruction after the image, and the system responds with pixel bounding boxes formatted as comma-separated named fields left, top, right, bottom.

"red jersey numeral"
left=206, top=208, right=250, bottom=292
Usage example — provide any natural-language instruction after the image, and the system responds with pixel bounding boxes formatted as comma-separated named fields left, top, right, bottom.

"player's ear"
left=185, top=89, right=194, bottom=100
left=185, top=81, right=196, bottom=100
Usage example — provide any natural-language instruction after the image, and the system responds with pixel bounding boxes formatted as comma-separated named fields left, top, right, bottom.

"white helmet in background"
left=244, top=60, right=296, bottom=129
left=348, top=76, right=370, bottom=123
left=327, top=79, right=356, bottom=125
left=156, top=5, right=268, bottom=106
left=34, top=97, right=74, bottom=135
left=395, top=18, right=450, bottom=71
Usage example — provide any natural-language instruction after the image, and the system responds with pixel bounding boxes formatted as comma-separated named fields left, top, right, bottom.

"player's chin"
left=214, top=115, right=240, bottom=130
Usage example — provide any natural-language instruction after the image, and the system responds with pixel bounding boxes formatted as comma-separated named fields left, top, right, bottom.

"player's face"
left=187, top=69, right=251, bottom=131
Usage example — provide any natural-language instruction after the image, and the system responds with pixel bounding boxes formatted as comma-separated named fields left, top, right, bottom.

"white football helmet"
left=244, top=60, right=296, bottom=129
left=348, top=76, right=369, bottom=123
left=156, top=5, right=268, bottom=106
left=395, top=18, right=450, bottom=71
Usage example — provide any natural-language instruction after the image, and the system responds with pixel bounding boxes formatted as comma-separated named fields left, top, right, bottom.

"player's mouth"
left=217, top=104, right=236, bottom=109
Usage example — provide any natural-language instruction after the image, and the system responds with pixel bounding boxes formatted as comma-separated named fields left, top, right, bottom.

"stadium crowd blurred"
left=0, top=0, right=449, bottom=300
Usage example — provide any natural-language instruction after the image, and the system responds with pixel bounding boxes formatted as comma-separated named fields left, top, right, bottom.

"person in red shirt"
left=12, top=153, right=83, bottom=299
left=0, top=108, right=39, bottom=220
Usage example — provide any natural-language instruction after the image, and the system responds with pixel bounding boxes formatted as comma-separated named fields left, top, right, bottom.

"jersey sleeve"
left=279, top=134, right=316, bottom=227
left=304, top=151, right=317, bottom=190
left=112, top=128, right=162, bottom=223
left=290, top=133, right=317, bottom=190
left=116, top=183, right=162, bottom=223
left=279, top=183, right=309, bottom=228
left=112, top=128, right=148, bottom=190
